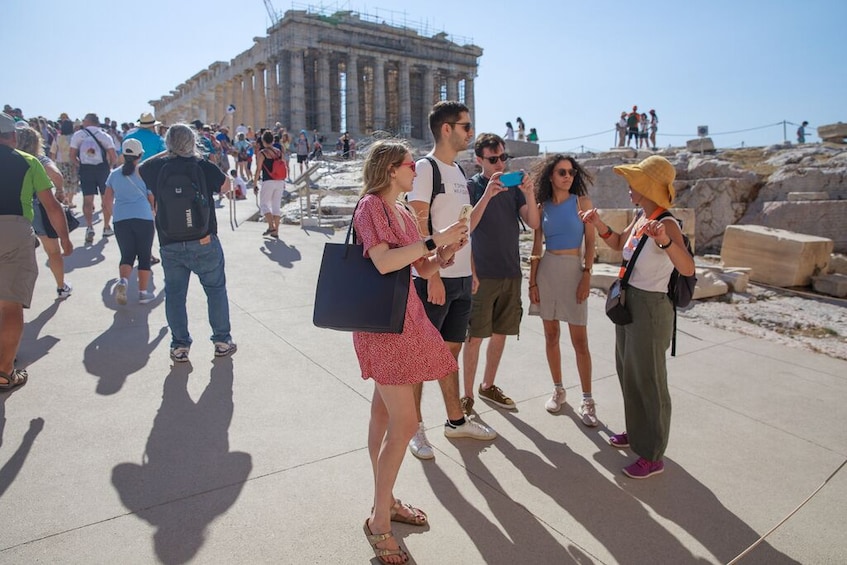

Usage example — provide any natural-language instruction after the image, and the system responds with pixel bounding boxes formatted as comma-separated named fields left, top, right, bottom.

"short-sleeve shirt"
left=70, top=126, right=115, bottom=165
left=0, top=146, right=53, bottom=221
left=138, top=155, right=226, bottom=246
left=407, top=154, right=472, bottom=278
left=123, top=128, right=166, bottom=162
left=467, top=173, right=525, bottom=279
left=351, top=194, right=458, bottom=385
left=106, top=168, right=154, bottom=222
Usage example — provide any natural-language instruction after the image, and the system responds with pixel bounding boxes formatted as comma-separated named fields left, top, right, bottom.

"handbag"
left=313, top=199, right=410, bottom=333
left=64, top=206, right=80, bottom=232
left=605, top=231, right=649, bottom=326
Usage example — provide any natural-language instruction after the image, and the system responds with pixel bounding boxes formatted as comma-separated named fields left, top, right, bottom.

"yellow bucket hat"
left=613, top=155, right=676, bottom=209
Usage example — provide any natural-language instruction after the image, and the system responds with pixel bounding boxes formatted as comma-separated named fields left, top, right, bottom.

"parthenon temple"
left=149, top=8, right=483, bottom=141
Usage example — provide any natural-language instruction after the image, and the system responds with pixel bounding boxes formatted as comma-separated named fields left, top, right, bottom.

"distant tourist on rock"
left=516, top=117, right=526, bottom=141
left=649, top=109, right=659, bottom=150
left=617, top=111, right=628, bottom=147
left=504, top=121, right=514, bottom=141
left=639, top=112, right=650, bottom=149
left=295, top=130, right=310, bottom=174
left=626, top=106, right=640, bottom=148
left=797, top=121, right=809, bottom=144
left=527, top=127, right=539, bottom=143
left=579, top=155, right=695, bottom=479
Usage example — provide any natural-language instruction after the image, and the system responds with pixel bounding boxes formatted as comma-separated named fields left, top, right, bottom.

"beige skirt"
left=529, top=253, right=588, bottom=325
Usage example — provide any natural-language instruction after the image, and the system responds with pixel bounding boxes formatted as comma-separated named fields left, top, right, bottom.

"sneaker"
left=213, top=340, right=238, bottom=357
left=444, top=419, right=497, bottom=440
left=115, top=281, right=127, bottom=305
left=545, top=387, right=566, bottom=413
left=170, top=347, right=190, bottom=363
left=609, top=432, right=629, bottom=449
left=579, top=398, right=598, bottom=427
left=56, top=282, right=73, bottom=299
left=409, top=424, right=434, bottom=460
left=460, top=396, right=475, bottom=416
left=478, top=384, right=515, bottom=410
left=102, top=226, right=114, bottom=237
left=85, top=228, right=95, bottom=244
left=623, top=457, right=665, bottom=479
left=138, top=290, right=155, bottom=304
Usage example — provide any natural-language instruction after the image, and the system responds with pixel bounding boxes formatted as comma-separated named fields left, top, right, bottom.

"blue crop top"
left=542, top=196, right=584, bottom=250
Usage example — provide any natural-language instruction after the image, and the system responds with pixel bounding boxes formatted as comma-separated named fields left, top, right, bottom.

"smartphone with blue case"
left=500, top=171, right=524, bottom=187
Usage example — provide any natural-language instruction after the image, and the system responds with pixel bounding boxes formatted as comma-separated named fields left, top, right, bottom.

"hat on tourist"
left=613, top=155, right=676, bottom=209
left=191, top=119, right=204, bottom=130
left=0, top=112, right=16, bottom=133
left=137, top=112, right=161, bottom=128
left=122, top=138, right=144, bottom=157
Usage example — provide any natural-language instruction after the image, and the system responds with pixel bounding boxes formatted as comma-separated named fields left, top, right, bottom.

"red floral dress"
left=352, top=194, right=458, bottom=385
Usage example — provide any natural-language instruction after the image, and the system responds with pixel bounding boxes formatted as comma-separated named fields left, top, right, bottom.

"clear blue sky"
left=3, top=0, right=844, bottom=151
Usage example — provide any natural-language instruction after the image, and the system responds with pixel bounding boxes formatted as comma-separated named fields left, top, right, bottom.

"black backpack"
left=154, top=157, right=210, bottom=241
left=658, top=211, right=697, bottom=356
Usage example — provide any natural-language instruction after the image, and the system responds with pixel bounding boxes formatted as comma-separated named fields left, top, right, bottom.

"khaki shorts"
left=0, top=216, right=38, bottom=308
left=468, top=278, right=522, bottom=338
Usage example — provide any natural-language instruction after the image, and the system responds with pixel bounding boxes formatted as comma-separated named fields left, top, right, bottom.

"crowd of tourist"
left=2, top=100, right=692, bottom=564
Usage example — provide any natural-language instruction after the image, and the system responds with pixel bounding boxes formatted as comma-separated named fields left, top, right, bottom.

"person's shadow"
left=17, top=300, right=63, bottom=368
left=111, top=358, right=252, bottom=565
left=259, top=239, right=301, bottom=268
left=83, top=280, right=167, bottom=395
left=62, top=236, right=108, bottom=272
left=0, top=400, right=44, bottom=500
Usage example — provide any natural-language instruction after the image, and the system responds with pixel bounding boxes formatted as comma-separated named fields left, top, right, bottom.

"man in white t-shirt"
left=406, top=101, right=497, bottom=460
left=69, top=113, right=117, bottom=243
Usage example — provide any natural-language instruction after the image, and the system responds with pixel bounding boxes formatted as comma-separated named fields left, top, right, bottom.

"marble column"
left=267, top=59, right=279, bottom=125
left=243, top=69, right=255, bottom=129
left=234, top=74, right=244, bottom=129
left=447, top=75, right=459, bottom=101
left=346, top=53, right=359, bottom=135
left=214, top=85, right=224, bottom=124
left=224, top=79, right=234, bottom=129
left=422, top=66, right=434, bottom=143
left=317, top=51, right=332, bottom=134
left=398, top=60, right=411, bottom=138
left=290, top=49, right=306, bottom=129
left=464, top=76, right=475, bottom=129
left=373, top=56, right=386, bottom=131
left=255, top=64, right=267, bottom=128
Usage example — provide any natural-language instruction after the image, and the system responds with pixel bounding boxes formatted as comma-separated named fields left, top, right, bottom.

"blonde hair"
left=15, top=126, right=45, bottom=157
left=360, top=139, right=411, bottom=197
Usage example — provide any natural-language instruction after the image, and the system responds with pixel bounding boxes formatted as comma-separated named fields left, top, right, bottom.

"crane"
left=262, top=0, right=279, bottom=26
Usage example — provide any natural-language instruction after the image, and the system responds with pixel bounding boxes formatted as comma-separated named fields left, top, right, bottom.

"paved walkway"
left=1, top=200, right=845, bottom=564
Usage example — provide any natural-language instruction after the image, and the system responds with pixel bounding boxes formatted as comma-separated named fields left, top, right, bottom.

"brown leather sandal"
left=390, top=499, right=427, bottom=526
left=0, top=369, right=28, bottom=392
left=363, top=519, right=408, bottom=564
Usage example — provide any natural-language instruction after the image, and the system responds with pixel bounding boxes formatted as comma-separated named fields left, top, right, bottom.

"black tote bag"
left=313, top=199, right=410, bottom=333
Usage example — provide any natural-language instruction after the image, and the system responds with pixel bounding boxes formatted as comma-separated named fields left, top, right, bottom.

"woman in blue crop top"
left=528, top=155, right=598, bottom=426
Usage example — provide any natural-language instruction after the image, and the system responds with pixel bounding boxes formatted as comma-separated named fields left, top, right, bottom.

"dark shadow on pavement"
left=111, top=357, right=252, bottom=565
left=301, top=225, right=335, bottom=237
left=62, top=236, right=108, bottom=273
left=18, top=300, right=63, bottom=368
left=259, top=239, right=302, bottom=269
left=0, top=411, right=44, bottom=500
left=84, top=280, right=167, bottom=395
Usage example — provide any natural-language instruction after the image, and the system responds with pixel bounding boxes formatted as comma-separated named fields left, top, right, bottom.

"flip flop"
left=390, top=499, right=427, bottom=526
left=0, top=369, right=29, bottom=392
left=363, top=519, right=408, bottom=564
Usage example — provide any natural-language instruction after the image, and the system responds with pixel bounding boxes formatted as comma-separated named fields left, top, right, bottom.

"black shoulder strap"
left=424, top=156, right=443, bottom=235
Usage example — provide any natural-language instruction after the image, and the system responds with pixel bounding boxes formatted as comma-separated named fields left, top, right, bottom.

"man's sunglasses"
left=447, top=122, right=473, bottom=132
left=483, top=154, right=510, bottom=164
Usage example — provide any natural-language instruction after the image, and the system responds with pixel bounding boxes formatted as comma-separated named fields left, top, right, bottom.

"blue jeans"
left=160, top=235, right=232, bottom=348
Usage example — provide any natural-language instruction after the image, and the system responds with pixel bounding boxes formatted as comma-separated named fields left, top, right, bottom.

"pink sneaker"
left=623, top=457, right=664, bottom=479
left=609, top=432, right=629, bottom=448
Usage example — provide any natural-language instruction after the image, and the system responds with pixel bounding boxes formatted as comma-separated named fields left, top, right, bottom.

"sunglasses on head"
left=483, top=154, right=509, bottom=164
left=555, top=168, right=576, bottom=178
left=399, top=161, right=416, bottom=172
left=447, top=121, right=473, bottom=132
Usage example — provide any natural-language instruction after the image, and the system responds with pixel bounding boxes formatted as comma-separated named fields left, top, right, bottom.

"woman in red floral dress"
left=355, top=140, right=468, bottom=564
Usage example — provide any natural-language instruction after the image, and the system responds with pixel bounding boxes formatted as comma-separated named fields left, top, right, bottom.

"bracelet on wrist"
left=657, top=238, right=673, bottom=250
left=599, top=225, right=614, bottom=239
left=529, top=254, right=542, bottom=261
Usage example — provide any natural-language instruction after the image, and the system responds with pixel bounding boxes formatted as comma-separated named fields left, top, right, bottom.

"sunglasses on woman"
left=483, top=154, right=510, bottom=164
left=399, top=161, right=416, bottom=172
left=556, top=168, right=576, bottom=178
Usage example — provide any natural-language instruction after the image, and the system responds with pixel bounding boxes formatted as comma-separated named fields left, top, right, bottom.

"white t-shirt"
left=408, top=154, right=472, bottom=278
left=70, top=126, right=115, bottom=165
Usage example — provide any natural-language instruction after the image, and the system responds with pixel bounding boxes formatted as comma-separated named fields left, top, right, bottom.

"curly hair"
left=14, top=125, right=44, bottom=157
left=531, top=154, right=593, bottom=204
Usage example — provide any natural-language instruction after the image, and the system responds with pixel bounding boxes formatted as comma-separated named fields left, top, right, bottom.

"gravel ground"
left=676, top=285, right=847, bottom=360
